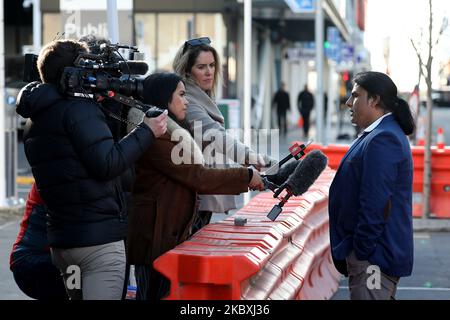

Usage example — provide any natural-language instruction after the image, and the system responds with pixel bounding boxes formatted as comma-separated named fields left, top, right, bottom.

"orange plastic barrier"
left=153, top=167, right=341, bottom=300
left=302, top=142, right=348, bottom=170
left=295, top=142, right=450, bottom=218
left=411, top=146, right=450, bottom=218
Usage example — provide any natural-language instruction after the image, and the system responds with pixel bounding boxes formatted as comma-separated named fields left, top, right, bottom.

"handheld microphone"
left=262, top=160, right=299, bottom=191
left=145, top=106, right=165, bottom=118
left=117, top=61, right=149, bottom=75
left=264, top=141, right=312, bottom=176
left=267, top=149, right=328, bottom=221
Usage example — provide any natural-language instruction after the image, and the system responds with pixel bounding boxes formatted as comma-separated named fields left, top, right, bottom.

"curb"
left=413, top=218, right=450, bottom=232
left=0, top=204, right=25, bottom=217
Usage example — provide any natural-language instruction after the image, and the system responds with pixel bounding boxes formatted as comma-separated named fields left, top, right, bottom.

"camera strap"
left=98, top=103, right=138, bottom=129
left=95, top=92, right=151, bottom=130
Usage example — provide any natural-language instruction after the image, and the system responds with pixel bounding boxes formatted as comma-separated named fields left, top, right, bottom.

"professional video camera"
left=23, top=43, right=164, bottom=118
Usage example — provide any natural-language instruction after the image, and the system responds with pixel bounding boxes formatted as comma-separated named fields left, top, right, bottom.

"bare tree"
left=410, top=0, right=448, bottom=219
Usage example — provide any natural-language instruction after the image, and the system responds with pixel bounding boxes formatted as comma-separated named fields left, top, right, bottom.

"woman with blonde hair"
left=172, top=37, right=274, bottom=232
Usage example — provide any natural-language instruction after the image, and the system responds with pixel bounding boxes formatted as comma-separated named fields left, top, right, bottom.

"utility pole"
left=243, top=0, right=252, bottom=204
left=107, top=0, right=119, bottom=43
left=315, top=0, right=324, bottom=144
left=23, top=0, right=41, bottom=52
left=0, top=0, right=5, bottom=205
left=32, top=0, right=41, bottom=52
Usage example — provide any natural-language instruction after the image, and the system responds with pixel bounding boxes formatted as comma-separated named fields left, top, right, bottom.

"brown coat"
left=126, top=118, right=249, bottom=267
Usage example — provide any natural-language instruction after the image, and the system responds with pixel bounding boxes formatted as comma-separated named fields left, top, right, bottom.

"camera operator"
left=16, top=39, right=167, bottom=300
left=78, top=34, right=139, bottom=299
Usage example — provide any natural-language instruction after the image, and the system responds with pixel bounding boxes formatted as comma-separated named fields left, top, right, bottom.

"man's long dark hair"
left=353, top=71, right=415, bottom=135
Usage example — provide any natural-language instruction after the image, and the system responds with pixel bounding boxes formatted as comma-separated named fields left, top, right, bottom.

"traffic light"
left=343, top=71, right=349, bottom=82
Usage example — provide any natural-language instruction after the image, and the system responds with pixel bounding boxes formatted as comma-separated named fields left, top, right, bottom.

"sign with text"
left=284, top=0, right=316, bottom=13
left=326, top=26, right=342, bottom=62
left=340, top=43, right=354, bottom=62
left=286, top=42, right=316, bottom=61
left=60, top=0, right=133, bottom=43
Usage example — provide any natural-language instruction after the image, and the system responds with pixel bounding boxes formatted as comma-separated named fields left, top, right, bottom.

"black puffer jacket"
left=16, top=82, right=154, bottom=248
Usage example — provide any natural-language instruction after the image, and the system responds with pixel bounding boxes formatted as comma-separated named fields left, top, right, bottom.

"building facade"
left=19, top=0, right=370, bottom=137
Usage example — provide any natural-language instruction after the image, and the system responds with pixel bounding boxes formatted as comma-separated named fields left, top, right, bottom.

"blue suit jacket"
left=329, top=115, right=414, bottom=277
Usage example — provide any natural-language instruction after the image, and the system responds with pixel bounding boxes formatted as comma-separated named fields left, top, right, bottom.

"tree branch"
left=438, top=63, right=446, bottom=76
left=426, top=0, right=433, bottom=72
left=410, top=38, right=428, bottom=79
left=434, top=16, right=448, bottom=48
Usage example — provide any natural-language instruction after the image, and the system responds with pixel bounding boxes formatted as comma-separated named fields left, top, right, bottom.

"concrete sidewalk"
left=413, top=218, right=450, bottom=232
left=213, top=190, right=450, bottom=233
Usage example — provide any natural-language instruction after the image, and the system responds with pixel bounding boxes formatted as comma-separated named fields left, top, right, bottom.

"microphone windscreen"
left=286, top=149, right=328, bottom=196
left=265, top=160, right=299, bottom=186
left=118, top=61, right=149, bottom=75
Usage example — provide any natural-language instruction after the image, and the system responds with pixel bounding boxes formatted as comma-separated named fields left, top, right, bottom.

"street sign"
left=340, top=43, right=354, bottom=63
left=284, top=0, right=316, bottom=13
left=327, top=26, right=339, bottom=42
left=325, top=26, right=353, bottom=64
left=326, top=27, right=341, bottom=62
left=286, top=42, right=316, bottom=61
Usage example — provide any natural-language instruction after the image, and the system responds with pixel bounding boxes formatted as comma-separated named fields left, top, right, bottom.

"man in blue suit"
left=329, top=71, right=415, bottom=300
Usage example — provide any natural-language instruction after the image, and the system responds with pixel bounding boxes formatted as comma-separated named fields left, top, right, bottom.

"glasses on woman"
left=182, top=37, right=211, bottom=54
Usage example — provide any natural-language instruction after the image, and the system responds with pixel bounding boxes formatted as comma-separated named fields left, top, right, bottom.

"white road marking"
left=338, top=286, right=450, bottom=291
left=413, top=233, right=431, bottom=239
left=0, top=221, right=18, bottom=230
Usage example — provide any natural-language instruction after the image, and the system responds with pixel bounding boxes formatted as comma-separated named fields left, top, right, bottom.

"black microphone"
left=263, top=160, right=299, bottom=191
left=279, top=149, right=329, bottom=197
left=264, top=141, right=312, bottom=176
left=117, top=61, right=149, bottom=75
left=145, top=106, right=165, bottom=118
left=267, top=150, right=328, bottom=221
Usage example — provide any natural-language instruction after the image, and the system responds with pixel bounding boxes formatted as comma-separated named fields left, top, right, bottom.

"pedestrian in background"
left=328, top=71, right=415, bottom=300
left=272, top=82, right=290, bottom=136
left=126, top=72, right=265, bottom=300
left=297, top=85, right=314, bottom=139
left=172, top=37, right=274, bottom=234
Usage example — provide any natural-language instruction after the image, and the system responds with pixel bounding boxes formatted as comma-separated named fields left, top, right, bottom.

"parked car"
left=432, top=87, right=450, bottom=107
